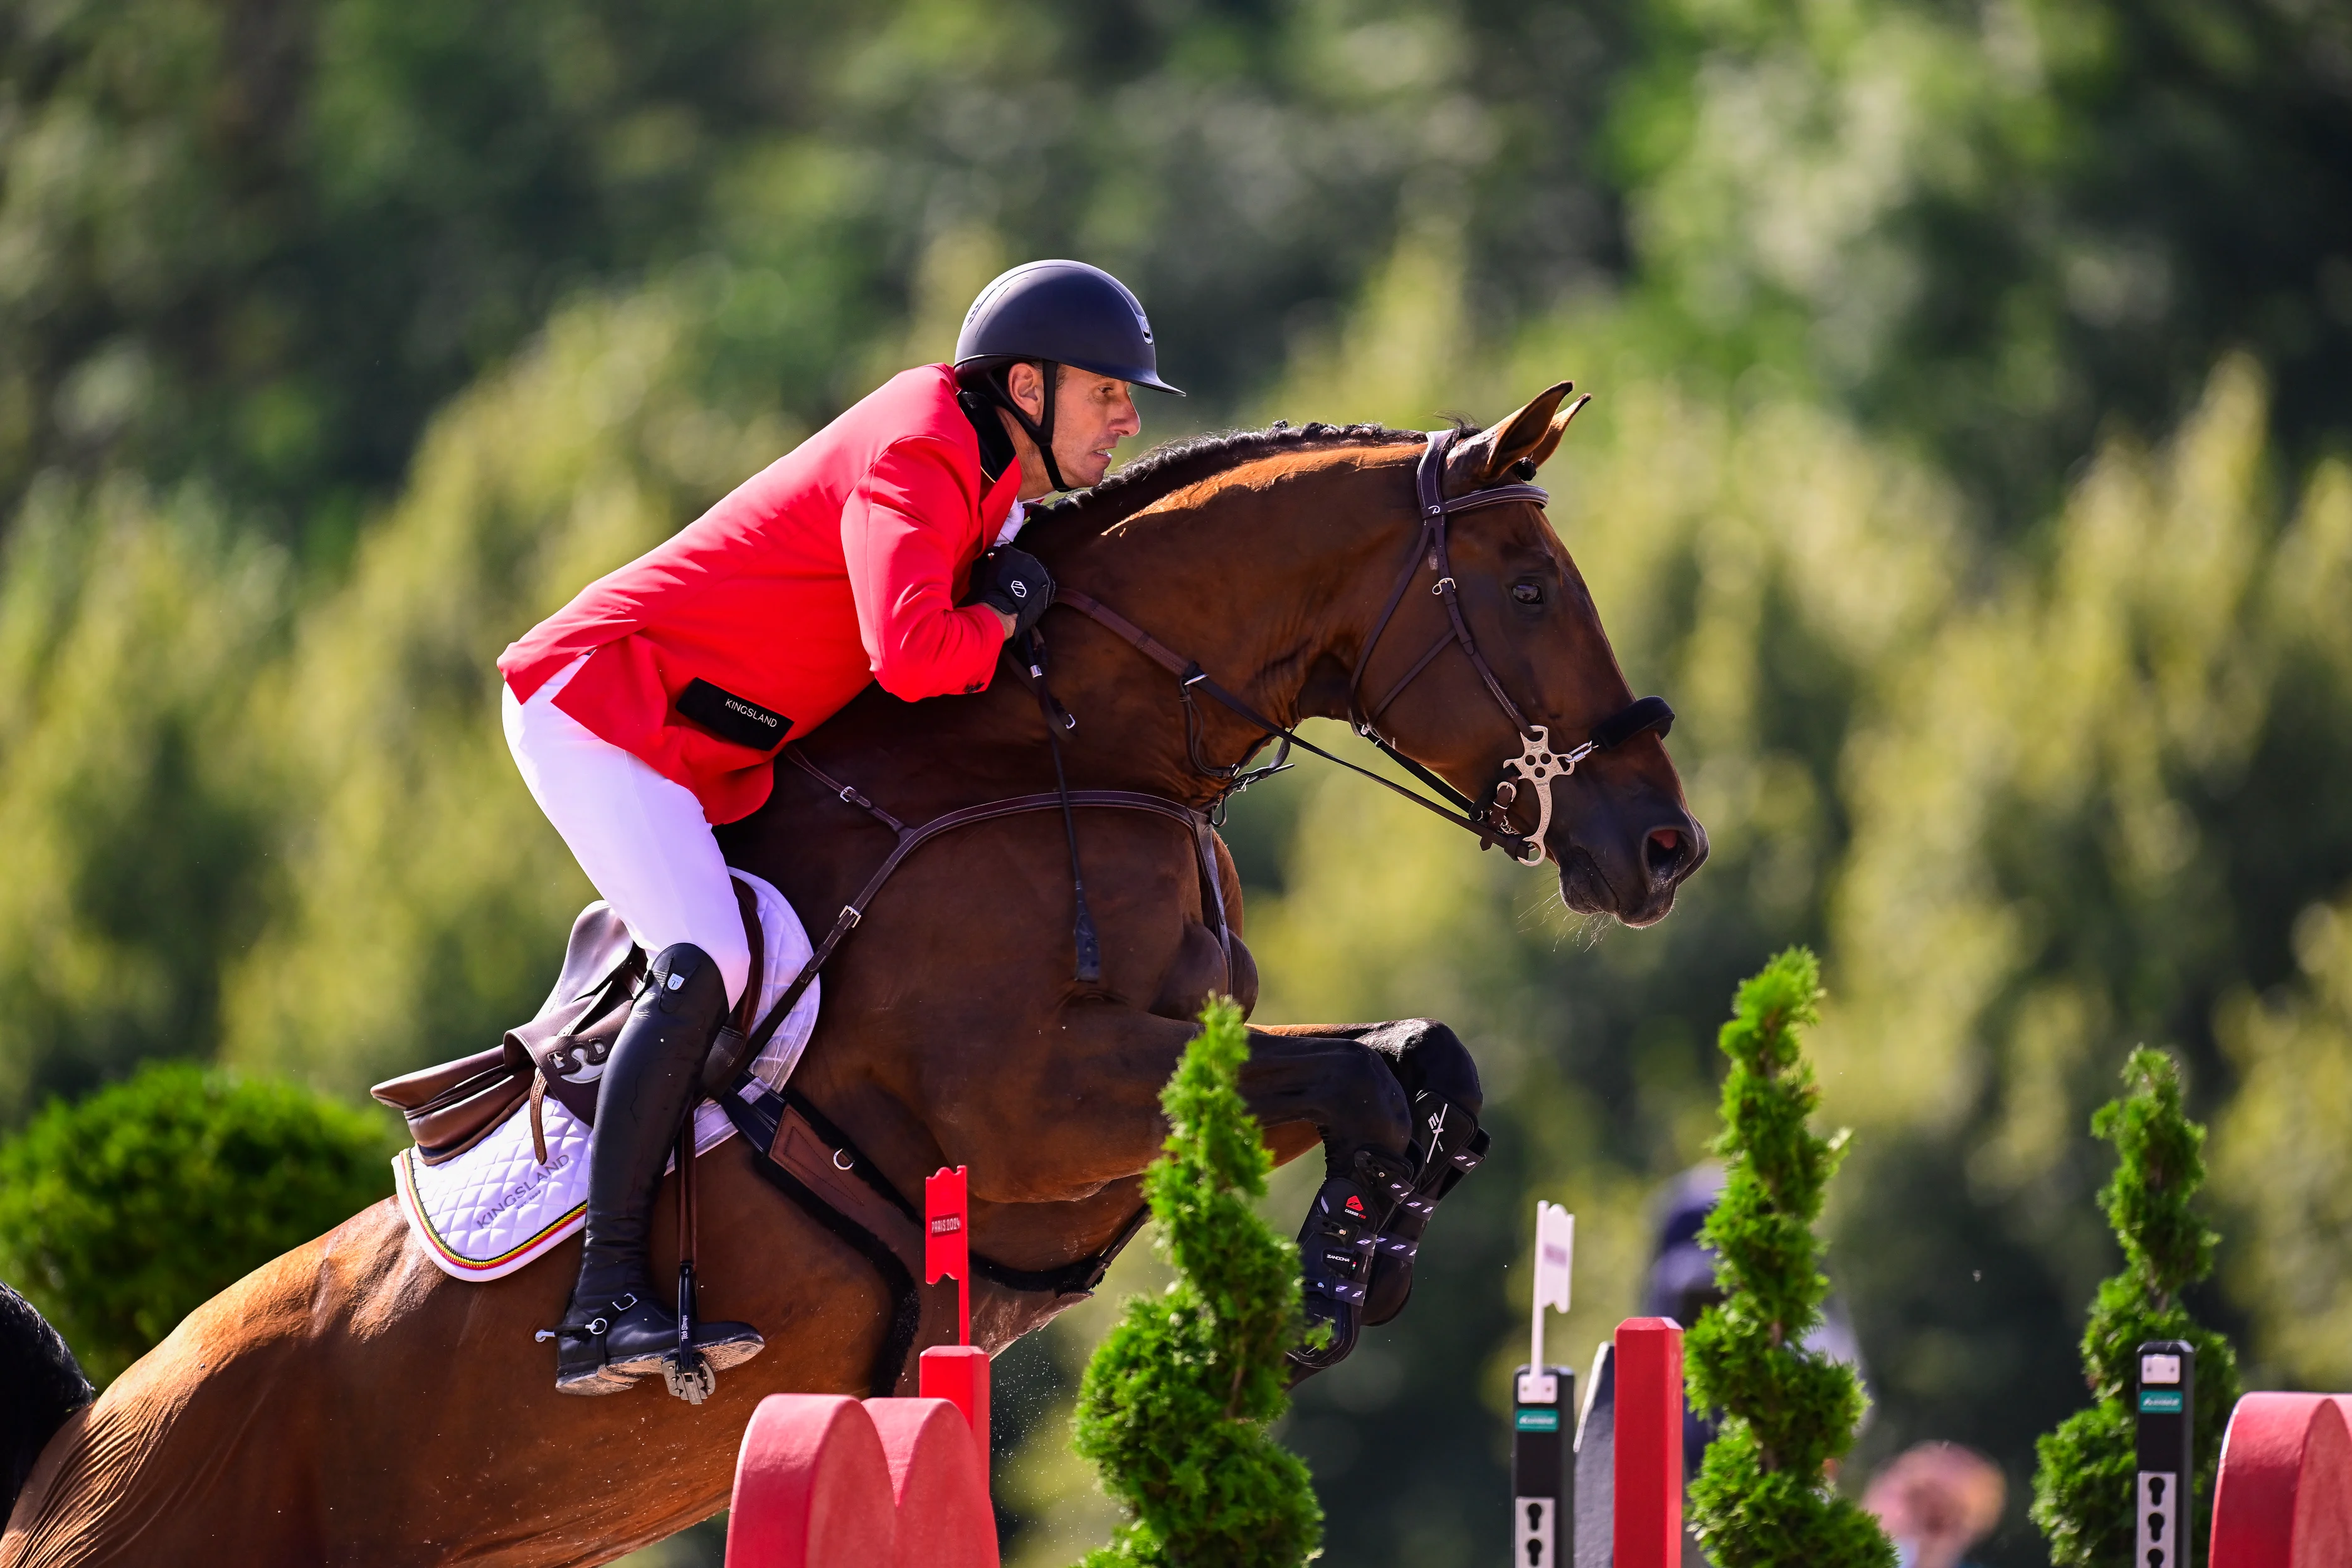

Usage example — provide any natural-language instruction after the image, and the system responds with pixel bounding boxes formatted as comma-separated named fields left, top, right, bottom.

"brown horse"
left=0, top=383, right=1703, bottom=1566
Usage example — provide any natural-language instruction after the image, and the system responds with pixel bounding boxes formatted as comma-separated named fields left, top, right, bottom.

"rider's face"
left=1002, top=363, right=1141, bottom=497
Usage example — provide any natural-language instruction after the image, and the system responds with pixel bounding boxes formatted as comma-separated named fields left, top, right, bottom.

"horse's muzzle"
left=1555, top=802, right=1707, bottom=927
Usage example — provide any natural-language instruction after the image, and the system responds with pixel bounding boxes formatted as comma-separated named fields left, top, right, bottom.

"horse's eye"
left=1512, top=581, right=1544, bottom=606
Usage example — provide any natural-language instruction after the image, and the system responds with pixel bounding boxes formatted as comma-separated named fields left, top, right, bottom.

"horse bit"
left=1058, top=423, right=1675, bottom=867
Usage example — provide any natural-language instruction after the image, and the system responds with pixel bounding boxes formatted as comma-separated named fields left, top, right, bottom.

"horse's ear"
left=1458, top=381, right=1590, bottom=485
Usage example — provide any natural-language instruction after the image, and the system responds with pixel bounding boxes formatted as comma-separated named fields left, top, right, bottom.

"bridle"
left=1347, top=423, right=1676, bottom=863
left=1057, top=424, right=1676, bottom=867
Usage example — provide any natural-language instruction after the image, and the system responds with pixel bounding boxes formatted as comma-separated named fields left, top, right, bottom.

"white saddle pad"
left=391, top=871, right=819, bottom=1282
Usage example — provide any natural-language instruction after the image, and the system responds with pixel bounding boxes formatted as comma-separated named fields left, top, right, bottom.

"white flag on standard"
left=1526, top=1200, right=1575, bottom=1385
left=1534, top=1201, right=1574, bottom=1314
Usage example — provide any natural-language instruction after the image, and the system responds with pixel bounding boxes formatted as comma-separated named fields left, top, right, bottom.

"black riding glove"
left=972, top=545, right=1055, bottom=637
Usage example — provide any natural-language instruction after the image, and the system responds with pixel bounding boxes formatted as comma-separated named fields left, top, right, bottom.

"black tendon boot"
left=544, top=943, right=765, bottom=1396
left=1289, top=1147, right=1414, bottom=1380
left=1362, top=1090, right=1488, bottom=1327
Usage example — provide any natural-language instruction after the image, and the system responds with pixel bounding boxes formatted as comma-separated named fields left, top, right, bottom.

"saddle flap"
left=370, top=1042, right=512, bottom=1116
left=370, top=1036, right=535, bottom=1165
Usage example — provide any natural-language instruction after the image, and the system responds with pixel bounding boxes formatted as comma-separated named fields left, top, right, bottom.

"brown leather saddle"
left=369, top=881, right=766, bottom=1164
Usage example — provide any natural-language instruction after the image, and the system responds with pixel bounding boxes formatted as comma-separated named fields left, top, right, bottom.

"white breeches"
left=502, top=655, right=752, bottom=1007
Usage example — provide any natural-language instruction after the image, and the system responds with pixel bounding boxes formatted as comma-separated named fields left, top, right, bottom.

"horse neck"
left=1044, top=446, right=1422, bottom=802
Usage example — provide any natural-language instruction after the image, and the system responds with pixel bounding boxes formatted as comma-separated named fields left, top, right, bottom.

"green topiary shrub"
left=1070, top=999, right=1323, bottom=1568
left=0, top=1061, right=397, bottom=1383
left=2032, top=1047, right=2241, bottom=1565
left=1685, top=949, right=1894, bottom=1568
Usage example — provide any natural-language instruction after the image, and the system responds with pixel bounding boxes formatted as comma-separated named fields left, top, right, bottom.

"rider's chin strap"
left=981, top=362, right=1069, bottom=494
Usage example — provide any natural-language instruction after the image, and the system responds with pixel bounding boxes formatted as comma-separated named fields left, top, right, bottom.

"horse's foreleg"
left=1251, top=1020, right=1493, bottom=1359
left=1234, top=1030, right=1422, bottom=1378
left=1237, top=1031, right=1416, bottom=1182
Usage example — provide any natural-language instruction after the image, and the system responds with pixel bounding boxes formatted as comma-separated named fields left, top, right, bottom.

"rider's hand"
left=972, top=546, right=1054, bottom=638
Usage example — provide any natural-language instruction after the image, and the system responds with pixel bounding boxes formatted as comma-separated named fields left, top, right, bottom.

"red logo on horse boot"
left=1345, top=1194, right=1367, bottom=1217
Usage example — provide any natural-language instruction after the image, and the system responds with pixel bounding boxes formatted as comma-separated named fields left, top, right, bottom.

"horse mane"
left=1021, top=420, right=1436, bottom=547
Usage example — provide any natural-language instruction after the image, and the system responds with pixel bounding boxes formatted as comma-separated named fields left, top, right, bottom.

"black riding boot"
left=547, top=943, right=765, bottom=1396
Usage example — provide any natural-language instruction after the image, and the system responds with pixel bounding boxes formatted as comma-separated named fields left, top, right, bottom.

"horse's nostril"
left=1645, top=827, right=1685, bottom=879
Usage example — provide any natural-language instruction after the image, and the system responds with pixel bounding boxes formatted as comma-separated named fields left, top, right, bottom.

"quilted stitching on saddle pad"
left=392, top=871, right=819, bottom=1282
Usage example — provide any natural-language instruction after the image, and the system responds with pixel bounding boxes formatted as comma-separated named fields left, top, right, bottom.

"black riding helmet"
left=954, top=260, right=1183, bottom=492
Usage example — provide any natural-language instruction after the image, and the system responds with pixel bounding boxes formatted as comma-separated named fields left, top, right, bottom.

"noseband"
left=1054, top=425, right=1674, bottom=866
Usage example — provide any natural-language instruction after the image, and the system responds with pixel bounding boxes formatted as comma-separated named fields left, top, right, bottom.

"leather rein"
left=1058, top=425, right=1675, bottom=867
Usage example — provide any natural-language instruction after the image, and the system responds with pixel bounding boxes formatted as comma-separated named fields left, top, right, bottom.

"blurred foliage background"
left=3, top=0, right=2349, bottom=1563
left=0, top=1060, right=394, bottom=1383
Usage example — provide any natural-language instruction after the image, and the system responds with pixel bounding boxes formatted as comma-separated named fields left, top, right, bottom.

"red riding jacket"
left=499, top=365, right=1022, bottom=824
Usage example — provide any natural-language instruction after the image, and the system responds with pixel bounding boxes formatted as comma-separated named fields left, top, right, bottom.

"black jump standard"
left=2135, top=1339, right=2195, bottom=1568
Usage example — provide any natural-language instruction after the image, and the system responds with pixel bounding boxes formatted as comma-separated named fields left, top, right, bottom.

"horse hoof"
left=1285, top=1307, right=1358, bottom=1385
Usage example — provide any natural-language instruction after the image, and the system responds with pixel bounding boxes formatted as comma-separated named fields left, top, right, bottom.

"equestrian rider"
left=499, top=261, right=1181, bottom=1396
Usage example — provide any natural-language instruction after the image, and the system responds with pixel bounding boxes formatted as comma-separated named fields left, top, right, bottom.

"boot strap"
left=534, top=1289, right=642, bottom=1343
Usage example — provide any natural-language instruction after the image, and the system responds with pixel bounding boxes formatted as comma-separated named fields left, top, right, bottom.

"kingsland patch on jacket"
left=499, top=364, right=1023, bottom=824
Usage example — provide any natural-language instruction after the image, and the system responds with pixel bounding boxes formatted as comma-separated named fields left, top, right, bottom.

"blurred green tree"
left=1612, top=0, right=2352, bottom=529
left=0, top=1061, right=395, bottom=1384
left=1685, top=950, right=1891, bottom=1568
left=0, top=0, right=1646, bottom=546
left=2213, top=890, right=2352, bottom=1390
left=2032, top=1048, right=2239, bottom=1565
left=1070, top=999, right=1321, bottom=1568
left=0, top=485, right=287, bottom=1124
